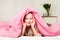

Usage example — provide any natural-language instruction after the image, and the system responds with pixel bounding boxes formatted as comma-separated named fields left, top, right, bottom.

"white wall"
left=0, top=0, right=13, bottom=21
left=0, top=0, right=60, bottom=23
left=0, top=0, right=32, bottom=21
left=51, top=0, right=60, bottom=23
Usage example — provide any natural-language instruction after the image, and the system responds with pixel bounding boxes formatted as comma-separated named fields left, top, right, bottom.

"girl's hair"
left=23, top=11, right=33, bottom=22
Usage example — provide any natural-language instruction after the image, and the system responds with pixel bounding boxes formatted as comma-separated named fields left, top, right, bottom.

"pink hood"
left=0, top=8, right=60, bottom=38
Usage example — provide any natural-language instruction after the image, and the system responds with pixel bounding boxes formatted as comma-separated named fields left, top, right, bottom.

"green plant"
left=43, top=3, right=51, bottom=16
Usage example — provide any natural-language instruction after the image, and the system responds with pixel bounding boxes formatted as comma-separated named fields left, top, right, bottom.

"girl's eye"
left=30, top=18, right=32, bottom=19
left=25, top=18, right=32, bottom=19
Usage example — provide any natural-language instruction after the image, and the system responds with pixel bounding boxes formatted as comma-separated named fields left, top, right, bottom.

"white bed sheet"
left=0, top=36, right=60, bottom=40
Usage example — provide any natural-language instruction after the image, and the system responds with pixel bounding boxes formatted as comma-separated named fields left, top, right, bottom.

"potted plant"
left=43, top=3, right=51, bottom=16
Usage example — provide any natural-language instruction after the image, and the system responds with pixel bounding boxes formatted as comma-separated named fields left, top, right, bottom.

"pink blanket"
left=0, top=8, right=60, bottom=38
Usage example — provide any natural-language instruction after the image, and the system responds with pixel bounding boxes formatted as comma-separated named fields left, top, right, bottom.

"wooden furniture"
left=42, top=16, right=57, bottom=26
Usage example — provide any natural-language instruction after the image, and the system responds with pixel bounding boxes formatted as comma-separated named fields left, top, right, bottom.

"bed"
left=0, top=36, right=60, bottom=40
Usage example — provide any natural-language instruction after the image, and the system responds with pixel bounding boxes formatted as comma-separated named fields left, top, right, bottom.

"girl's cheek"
left=30, top=20, right=33, bottom=23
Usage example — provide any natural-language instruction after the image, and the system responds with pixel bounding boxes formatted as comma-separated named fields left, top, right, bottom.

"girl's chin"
left=26, top=24, right=31, bottom=26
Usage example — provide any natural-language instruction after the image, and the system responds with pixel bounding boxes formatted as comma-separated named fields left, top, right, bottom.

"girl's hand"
left=30, top=18, right=39, bottom=36
left=23, top=23, right=27, bottom=31
left=22, top=23, right=27, bottom=36
left=23, top=23, right=27, bottom=27
left=31, top=18, right=35, bottom=27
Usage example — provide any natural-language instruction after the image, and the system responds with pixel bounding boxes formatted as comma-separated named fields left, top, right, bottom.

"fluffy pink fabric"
left=0, top=8, right=60, bottom=38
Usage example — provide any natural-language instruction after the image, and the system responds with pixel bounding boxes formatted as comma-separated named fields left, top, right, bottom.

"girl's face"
left=25, top=13, right=35, bottom=26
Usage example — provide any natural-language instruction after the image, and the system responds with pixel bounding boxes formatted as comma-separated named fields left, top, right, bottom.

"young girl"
left=21, top=12, right=41, bottom=36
